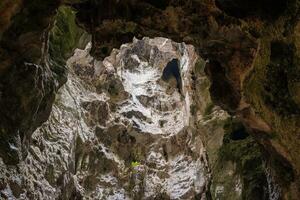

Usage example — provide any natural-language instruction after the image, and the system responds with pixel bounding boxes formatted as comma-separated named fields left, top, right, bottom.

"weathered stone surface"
left=72, top=4, right=300, bottom=193
left=0, top=38, right=215, bottom=199
left=0, top=0, right=299, bottom=198
left=0, top=4, right=88, bottom=165
left=70, top=3, right=300, bottom=193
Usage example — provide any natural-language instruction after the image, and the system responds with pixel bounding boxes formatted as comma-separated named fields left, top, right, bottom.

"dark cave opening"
left=224, top=119, right=250, bottom=141
left=229, top=127, right=249, bottom=140
left=162, top=58, right=182, bottom=93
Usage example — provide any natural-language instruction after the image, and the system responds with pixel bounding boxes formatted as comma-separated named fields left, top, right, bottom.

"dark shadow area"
left=215, top=0, right=287, bottom=19
left=230, top=126, right=249, bottom=140
left=220, top=118, right=270, bottom=200
left=162, top=58, right=182, bottom=93
left=205, top=60, right=241, bottom=113
left=263, top=41, right=300, bottom=116
left=144, top=0, right=170, bottom=9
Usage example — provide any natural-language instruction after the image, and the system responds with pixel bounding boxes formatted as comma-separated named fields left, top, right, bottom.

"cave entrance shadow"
left=161, top=58, right=182, bottom=93
left=230, top=127, right=249, bottom=140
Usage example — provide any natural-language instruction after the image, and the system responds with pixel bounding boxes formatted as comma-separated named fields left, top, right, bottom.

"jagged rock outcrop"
left=72, top=1, right=300, bottom=197
left=0, top=0, right=299, bottom=198
left=0, top=37, right=218, bottom=199
left=0, top=36, right=281, bottom=200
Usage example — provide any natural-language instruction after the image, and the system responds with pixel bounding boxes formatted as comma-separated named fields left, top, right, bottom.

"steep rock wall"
left=72, top=2, right=300, bottom=196
left=0, top=38, right=222, bottom=199
left=0, top=0, right=299, bottom=198
left=0, top=4, right=88, bottom=165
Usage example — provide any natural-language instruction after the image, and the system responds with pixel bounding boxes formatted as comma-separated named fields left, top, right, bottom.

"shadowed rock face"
left=215, top=0, right=287, bottom=19
left=0, top=4, right=88, bottom=165
left=0, top=0, right=300, bottom=198
left=0, top=0, right=61, bottom=165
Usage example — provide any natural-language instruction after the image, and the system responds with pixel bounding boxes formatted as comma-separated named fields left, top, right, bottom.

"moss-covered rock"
left=211, top=118, right=269, bottom=200
left=49, top=6, right=90, bottom=76
left=242, top=3, right=300, bottom=195
left=0, top=3, right=89, bottom=165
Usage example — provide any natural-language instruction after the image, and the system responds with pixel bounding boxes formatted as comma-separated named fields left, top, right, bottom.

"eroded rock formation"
left=0, top=37, right=220, bottom=199
left=0, top=4, right=88, bottom=165
left=0, top=0, right=299, bottom=199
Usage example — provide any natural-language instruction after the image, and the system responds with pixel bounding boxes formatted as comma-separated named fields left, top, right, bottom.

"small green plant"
left=131, top=161, right=140, bottom=168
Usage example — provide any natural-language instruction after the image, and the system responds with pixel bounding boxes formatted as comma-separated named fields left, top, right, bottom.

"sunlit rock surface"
left=0, top=37, right=225, bottom=199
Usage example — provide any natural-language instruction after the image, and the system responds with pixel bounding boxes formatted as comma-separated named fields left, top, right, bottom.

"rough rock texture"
left=211, top=118, right=273, bottom=200
left=71, top=1, right=300, bottom=197
left=0, top=0, right=300, bottom=199
left=0, top=4, right=88, bottom=165
left=192, top=59, right=276, bottom=200
left=0, top=37, right=221, bottom=199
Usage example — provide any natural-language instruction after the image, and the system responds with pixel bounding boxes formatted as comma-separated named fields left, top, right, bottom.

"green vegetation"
left=49, top=6, right=90, bottom=83
left=259, top=41, right=300, bottom=116
left=216, top=118, right=269, bottom=200
left=49, top=6, right=89, bottom=60
left=242, top=5, right=300, bottom=180
left=131, top=161, right=141, bottom=168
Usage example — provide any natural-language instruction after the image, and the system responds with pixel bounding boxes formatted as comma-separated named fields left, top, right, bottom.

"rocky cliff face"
left=71, top=4, right=300, bottom=196
left=0, top=36, right=281, bottom=200
left=0, top=37, right=219, bottom=199
left=0, top=4, right=88, bottom=165
left=0, top=0, right=299, bottom=199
